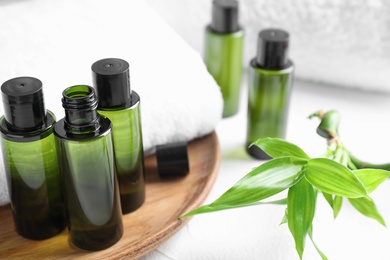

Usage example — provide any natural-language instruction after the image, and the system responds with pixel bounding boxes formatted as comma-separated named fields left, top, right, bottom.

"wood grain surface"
left=0, top=131, right=220, bottom=259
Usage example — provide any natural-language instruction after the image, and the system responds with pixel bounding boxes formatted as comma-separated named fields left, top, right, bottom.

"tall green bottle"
left=204, top=0, right=244, bottom=118
left=54, top=85, right=123, bottom=250
left=92, top=58, right=145, bottom=214
left=0, top=77, right=66, bottom=240
left=246, top=29, right=294, bottom=160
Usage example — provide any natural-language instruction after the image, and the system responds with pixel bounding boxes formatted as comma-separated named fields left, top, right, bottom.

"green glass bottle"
left=204, top=0, right=244, bottom=118
left=246, top=29, right=295, bottom=160
left=92, top=58, right=145, bottom=214
left=54, top=85, right=123, bottom=250
left=0, top=77, right=66, bottom=240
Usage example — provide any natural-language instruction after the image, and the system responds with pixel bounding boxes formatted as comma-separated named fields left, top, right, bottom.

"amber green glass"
left=246, top=61, right=294, bottom=159
left=0, top=110, right=66, bottom=240
left=97, top=91, right=145, bottom=214
left=54, top=85, right=123, bottom=251
left=204, top=26, right=244, bottom=118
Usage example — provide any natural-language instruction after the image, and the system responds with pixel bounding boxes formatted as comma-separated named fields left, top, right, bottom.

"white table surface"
left=142, top=75, right=390, bottom=260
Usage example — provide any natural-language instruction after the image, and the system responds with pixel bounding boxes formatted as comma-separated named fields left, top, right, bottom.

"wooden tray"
left=0, top=131, right=220, bottom=259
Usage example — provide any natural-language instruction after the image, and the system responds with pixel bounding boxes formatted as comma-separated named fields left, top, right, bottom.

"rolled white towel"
left=0, top=0, right=223, bottom=206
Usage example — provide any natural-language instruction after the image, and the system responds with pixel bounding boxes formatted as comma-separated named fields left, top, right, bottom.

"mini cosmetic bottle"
left=204, top=0, right=244, bottom=118
left=0, top=77, right=66, bottom=240
left=246, top=28, right=294, bottom=160
left=92, top=58, right=145, bottom=214
left=54, top=85, right=123, bottom=250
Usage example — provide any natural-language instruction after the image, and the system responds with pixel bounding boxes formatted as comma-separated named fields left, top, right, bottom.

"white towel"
left=0, top=0, right=223, bottom=206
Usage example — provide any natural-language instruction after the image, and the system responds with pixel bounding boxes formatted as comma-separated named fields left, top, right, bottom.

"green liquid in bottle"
left=246, top=28, right=295, bottom=160
left=205, top=0, right=244, bottom=118
left=92, top=58, right=145, bottom=215
left=204, top=26, right=244, bottom=118
left=54, top=85, right=123, bottom=250
left=0, top=77, right=66, bottom=240
left=98, top=92, right=145, bottom=214
left=246, top=62, right=294, bottom=152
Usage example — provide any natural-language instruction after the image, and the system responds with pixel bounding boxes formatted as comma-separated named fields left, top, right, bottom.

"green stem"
left=349, top=153, right=390, bottom=170
left=311, top=109, right=390, bottom=171
left=309, top=110, right=340, bottom=139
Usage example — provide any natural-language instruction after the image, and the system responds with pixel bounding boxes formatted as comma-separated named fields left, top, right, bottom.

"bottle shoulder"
left=97, top=90, right=140, bottom=112
left=205, top=25, right=244, bottom=37
left=54, top=116, right=112, bottom=141
left=249, top=58, right=294, bottom=74
left=0, top=110, right=56, bottom=142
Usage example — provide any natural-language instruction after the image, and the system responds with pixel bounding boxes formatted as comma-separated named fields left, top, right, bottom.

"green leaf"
left=211, top=157, right=307, bottom=207
left=180, top=198, right=288, bottom=218
left=308, top=226, right=329, bottom=260
left=322, top=193, right=342, bottom=218
left=333, top=196, right=343, bottom=218
left=251, top=137, right=311, bottom=159
left=322, top=192, right=333, bottom=208
left=180, top=157, right=307, bottom=218
left=280, top=208, right=288, bottom=225
left=288, top=178, right=316, bottom=259
left=305, top=158, right=368, bottom=198
left=353, top=169, right=390, bottom=194
left=348, top=197, right=386, bottom=226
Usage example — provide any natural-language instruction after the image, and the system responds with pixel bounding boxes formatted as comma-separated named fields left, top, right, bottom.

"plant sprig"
left=181, top=110, right=390, bottom=260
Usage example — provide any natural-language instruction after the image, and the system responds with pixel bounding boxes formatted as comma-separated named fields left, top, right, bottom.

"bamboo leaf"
left=251, top=137, right=311, bottom=159
left=280, top=208, right=288, bottom=225
left=181, top=157, right=307, bottom=218
left=180, top=199, right=288, bottom=218
left=305, top=158, right=368, bottom=198
left=288, top=178, right=316, bottom=259
left=309, top=226, right=329, bottom=260
left=322, top=192, right=333, bottom=208
left=322, top=193, right=342, bottom=218
left=333, top=196, right=343, bottom=218
left=353, top=169, right=390, bottom=194
left=348, top=197, right=386, bottom=226
left=210, top=157, right=307, bottom=207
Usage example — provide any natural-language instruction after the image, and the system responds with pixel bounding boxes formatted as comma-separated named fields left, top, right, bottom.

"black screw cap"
left=1, top=77, right=46, bottom=130
left=92, top=58, right=131, bottom=109
left=255, top=28, right=290, bottom=70
left=210, top=0, right=239, bottom=34
left=156, top=142, right=189, bottom=178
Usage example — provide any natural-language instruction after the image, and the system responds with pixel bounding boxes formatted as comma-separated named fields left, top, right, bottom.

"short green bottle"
left=0, top=77, right=66, bottom=240
left=91, top=58, right=145, bottom=214
left=246, top=29, right=295, bottom=160
left=54, top=85, right=123, bottom=250
left=204, top=0, right=244, bottom=118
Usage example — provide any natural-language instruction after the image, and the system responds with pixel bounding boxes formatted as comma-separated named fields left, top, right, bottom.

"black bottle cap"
left=210, top=0, right=239, bottom=34
left=255, top=28, right=290, bottom=70
left=1, top=77, right=46, bottom=130
left=156, top=142, right=189, bottom=178
left=91, top=58, right=131, bottom=109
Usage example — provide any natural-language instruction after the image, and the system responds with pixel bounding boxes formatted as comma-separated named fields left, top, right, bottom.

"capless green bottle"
left=53, top=85, right=123, bottom=250
left=204, top=0, right=244, bottom=118
left=91, top=58, right=145, bottom=214
left=246, top=28, right=294, bottom=160
left=0, top=77, right=66, bottom=240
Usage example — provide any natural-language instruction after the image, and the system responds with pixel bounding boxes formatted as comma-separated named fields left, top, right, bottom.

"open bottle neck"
left=62, top=85, right=100, bottom=135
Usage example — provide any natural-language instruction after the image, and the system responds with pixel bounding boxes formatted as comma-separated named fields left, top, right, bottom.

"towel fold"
left=0, top=0, right=223, bottom=206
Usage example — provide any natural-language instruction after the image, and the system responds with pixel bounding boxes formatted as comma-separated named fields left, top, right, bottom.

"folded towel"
left=0, top=0, right=223, bottom=206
